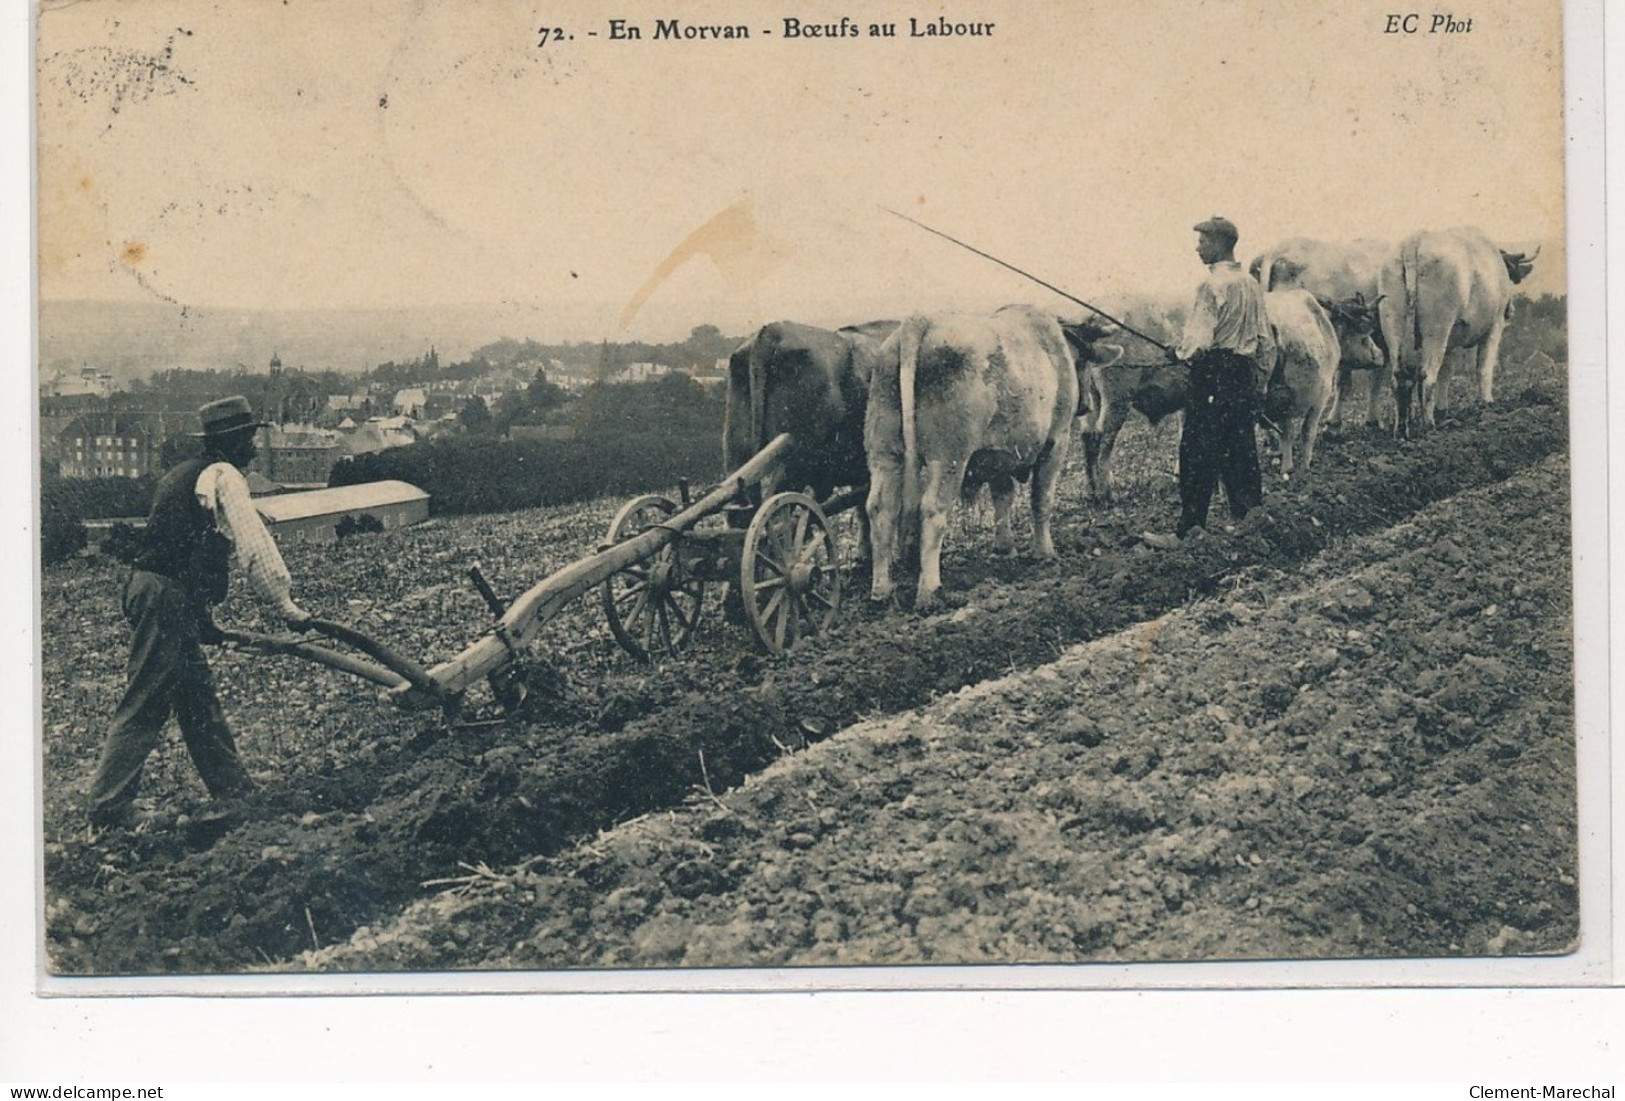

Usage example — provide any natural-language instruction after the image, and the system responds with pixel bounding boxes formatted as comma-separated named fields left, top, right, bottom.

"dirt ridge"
left=44, top=392, right=1567, bottom=974
left=291, top=455, right=1575, bottom=971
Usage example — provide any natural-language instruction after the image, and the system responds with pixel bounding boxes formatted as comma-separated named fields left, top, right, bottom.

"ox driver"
left=1143, top=216, right=1275, bottom=548
left=87, top=395, right=313, bottom=833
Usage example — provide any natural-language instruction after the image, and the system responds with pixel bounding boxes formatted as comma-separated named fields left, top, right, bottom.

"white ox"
left=1251, top=237, right=1394, bottom=428
left=1375, top=227, right=1538, bottom=434
left=865, top=305, right=1080, bottom=611
left=1260, top=290, right=1346, bottom=480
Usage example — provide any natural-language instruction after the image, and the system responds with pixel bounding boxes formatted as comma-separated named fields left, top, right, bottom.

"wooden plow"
left=223, top=433, right=866, bottom=717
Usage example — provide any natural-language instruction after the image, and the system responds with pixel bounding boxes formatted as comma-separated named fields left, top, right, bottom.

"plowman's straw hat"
left=191, top=395, right=270, bottom=438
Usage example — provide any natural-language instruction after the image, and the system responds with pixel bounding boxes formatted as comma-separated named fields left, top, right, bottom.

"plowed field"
left=39, top=384, right=1575, bottom=975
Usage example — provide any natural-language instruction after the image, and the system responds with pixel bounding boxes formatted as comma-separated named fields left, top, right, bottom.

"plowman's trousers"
left=87, top=570, right=253, bottom=825
left=1176, top=350, right=1265, bottom=538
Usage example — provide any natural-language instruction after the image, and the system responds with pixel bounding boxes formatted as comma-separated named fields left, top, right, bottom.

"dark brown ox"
left=723, top=319, right=898, bottom=557
left=865, top=306, right=1101, bottom=611
left=1376, top=227, right=1537, bottom=435
left=1077, top=358, right=1185, bottom=504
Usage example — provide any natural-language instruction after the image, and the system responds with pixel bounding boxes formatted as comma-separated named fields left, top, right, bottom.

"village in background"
left=38, top=290, right=1570, bottom=567
left=39, top=319, right=745, bottom=560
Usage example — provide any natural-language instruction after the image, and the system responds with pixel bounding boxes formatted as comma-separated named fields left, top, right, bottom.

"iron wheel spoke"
left=639, top=618, right=655, bottom=656
left=668, top=596, right=696, bottom=633
left=760, top=587, right=789, bottom=626
left=793, top=507, right=811, bottom=555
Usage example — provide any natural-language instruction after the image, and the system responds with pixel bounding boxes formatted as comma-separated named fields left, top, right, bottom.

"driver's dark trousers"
left=1176, top=349, right=1264, bottom=537
left=87, top=569, right=254, bottom=826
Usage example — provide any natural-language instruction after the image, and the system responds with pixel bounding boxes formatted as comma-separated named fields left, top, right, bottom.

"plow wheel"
left=600, top=494, right=705, bottom=662
left=741, top=491, right=841, bottom=655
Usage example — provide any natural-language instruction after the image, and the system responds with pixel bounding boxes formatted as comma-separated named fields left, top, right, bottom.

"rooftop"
left=255, top=480, right=429, bottom=523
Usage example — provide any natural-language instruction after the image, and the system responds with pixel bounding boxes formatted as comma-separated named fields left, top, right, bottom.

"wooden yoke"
left=396, top=433, right=794, bottom=707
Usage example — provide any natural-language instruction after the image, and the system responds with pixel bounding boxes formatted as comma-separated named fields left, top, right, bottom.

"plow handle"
left=218, top=629, right=408, bottom=691
left=467, top=563, right=506, bottom=618
left=302, top=617, right=447, bottom=701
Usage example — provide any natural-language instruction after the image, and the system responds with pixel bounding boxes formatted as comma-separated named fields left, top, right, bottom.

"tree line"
left=329, top=374, right=728, bottom=515
left=39, top=297, right=1570, bottom=566
left=40, top=472, right=157, bottom=565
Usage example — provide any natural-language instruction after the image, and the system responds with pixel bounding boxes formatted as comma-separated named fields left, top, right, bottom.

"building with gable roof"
left=254, top=480, right=430, bottom=542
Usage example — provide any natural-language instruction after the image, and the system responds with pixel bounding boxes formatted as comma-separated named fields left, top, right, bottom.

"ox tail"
left=1402, top=237, right=1422, bottom=353
left=898, top=318, right=924, bottom=553
left=1079, top=363, right=1103, bottom=427
left=749, top=328, right=772, bottom=456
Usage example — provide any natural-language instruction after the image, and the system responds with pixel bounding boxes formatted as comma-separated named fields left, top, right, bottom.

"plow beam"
left=399, top=433, right=795, bottom=705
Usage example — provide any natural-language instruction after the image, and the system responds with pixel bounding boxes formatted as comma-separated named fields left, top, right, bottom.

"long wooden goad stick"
left=880, top=206, right=1174, bottom=353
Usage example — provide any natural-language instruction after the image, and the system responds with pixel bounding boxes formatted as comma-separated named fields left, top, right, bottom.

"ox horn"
left=1501, top=245, right=1539, bottom=284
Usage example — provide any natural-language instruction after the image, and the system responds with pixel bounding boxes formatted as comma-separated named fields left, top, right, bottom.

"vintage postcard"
left=24, top=0, right=1609, bottom=1007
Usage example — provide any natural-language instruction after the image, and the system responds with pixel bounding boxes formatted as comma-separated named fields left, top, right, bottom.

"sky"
left=36, top=0, right=1568, bottom=343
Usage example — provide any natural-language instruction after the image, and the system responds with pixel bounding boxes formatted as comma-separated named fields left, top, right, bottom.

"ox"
left=723, top=319, right=899, bottom=558
left=864, top=305, right=1086, bottom=611
left=1376, top=227, right=1537, bottom=435
left=954, top=319, right=1120, bottom=533
left=1261, top=289, right=1360, bottom=479
left=1077, top=358, right=1186, bottom=504
left=1252, top=237, right=1394, bottom=428
left=1076, top=292, right=1381, bottom=497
